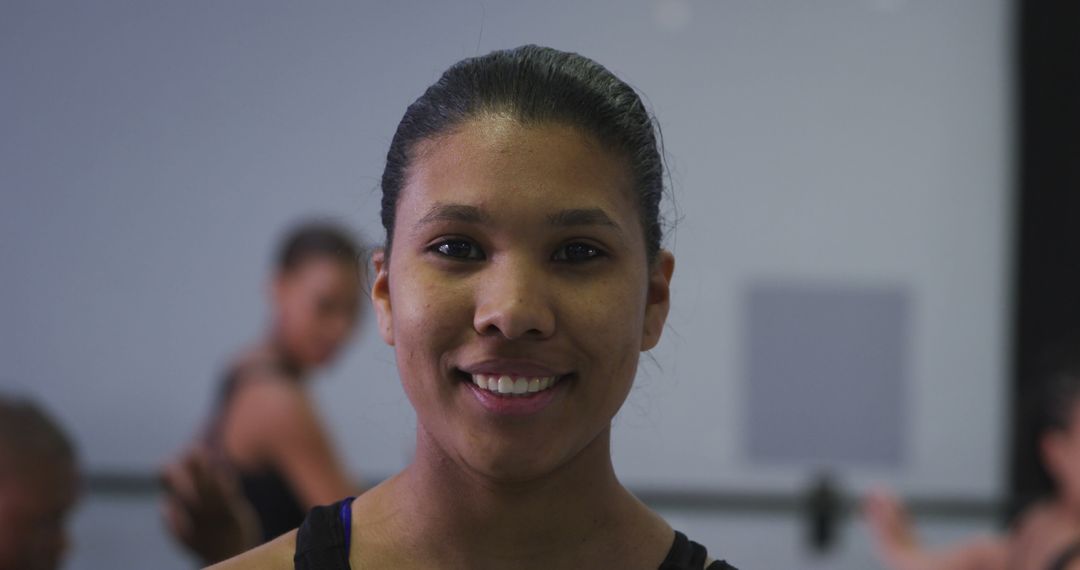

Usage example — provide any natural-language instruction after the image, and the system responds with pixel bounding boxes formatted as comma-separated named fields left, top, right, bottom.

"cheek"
left=573, top=275, right=646, bottom=350
left=389, top=268, right=473, bottom=390
left=563, top=274, right=648, bottom=396
left=393, top=277, right=469, bottom=343
left=280, top=296, right=310, bottom=329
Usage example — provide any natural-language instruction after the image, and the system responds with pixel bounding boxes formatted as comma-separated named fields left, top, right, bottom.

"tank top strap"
left=662, top=530, right=738, bottom=570
left=294, top=497, right=354, bottom=570
left=660, top=531, right=706, bottom=569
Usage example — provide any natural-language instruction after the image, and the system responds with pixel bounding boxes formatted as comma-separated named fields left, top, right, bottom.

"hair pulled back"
left=380, top=45, right=665, bottom=261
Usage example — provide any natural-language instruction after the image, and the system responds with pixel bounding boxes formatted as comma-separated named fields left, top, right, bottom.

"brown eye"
left=552, top=242, right=604, bottom=262
left=433, top=239, right=485, bottom=260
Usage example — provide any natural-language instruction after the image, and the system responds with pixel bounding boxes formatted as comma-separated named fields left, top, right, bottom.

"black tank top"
left=294, top=498, right=738, bottom=570
left=207, top=360, right=307, bottom=542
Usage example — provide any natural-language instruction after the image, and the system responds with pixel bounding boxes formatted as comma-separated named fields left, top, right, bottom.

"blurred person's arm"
left=161, top=446, right=261, bottom=565
left=863, top=489, right=1007, bottom=570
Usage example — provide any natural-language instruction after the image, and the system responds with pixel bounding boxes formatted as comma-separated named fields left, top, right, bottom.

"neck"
left=389, top=424, right=638, bottom=566
left=261, top=333, right=308, bottom=378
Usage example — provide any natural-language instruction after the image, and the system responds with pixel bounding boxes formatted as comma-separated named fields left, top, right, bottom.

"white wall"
left=1, top=0, right=1011, bottom=566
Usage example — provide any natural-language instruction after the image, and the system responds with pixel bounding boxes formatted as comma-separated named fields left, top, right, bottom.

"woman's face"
left=372, top=116, right=674, bottom=481
left=274, top=257, right=361, bottom=368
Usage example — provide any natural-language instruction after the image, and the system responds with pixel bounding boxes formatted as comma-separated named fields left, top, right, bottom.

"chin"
left=305, top=347, right=340, bottom=368
left=473, top=457, right=557, bottom=484
left=464, top=439, right=578, bottom=484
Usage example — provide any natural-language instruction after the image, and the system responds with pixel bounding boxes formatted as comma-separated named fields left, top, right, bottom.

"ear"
left=641, top=249, right=675, bottom=351
left=370, top=248, right=395, bottom=346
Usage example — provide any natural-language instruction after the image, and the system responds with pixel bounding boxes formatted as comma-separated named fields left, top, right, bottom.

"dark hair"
left=0, top=395, right=76, bottom=475
left=1036, top=341, right=1080, bottom=434
left=380, top=45, right=665, bottom=261
left=1014, top=336, right=1080, bottom=512
left=277, top=221, right=363, bottom=273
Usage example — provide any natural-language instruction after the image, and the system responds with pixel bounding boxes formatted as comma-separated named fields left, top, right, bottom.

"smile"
left=469, top=373, right=561, bottom=397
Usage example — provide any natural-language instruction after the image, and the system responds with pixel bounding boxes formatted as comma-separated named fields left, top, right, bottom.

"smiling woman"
left=210, top=45, right=736, bottom=570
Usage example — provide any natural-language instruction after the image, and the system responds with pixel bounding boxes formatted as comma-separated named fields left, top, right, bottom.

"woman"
left=864, top=340, right=1080, bottom=570
left=165, top=222, right=365, bottom=557
left=212, top=45, right=735, bottom=569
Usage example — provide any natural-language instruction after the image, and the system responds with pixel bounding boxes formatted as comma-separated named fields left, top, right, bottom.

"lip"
left=462, top=376, right=566, bottom=416
left=457, top=358, right=567, bottom=378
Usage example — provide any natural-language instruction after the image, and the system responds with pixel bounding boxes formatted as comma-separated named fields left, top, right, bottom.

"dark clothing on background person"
left=208, top=359, right=306, bottom=541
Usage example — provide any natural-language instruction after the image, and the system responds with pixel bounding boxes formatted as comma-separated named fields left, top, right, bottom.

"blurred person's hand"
left=864, top=488, right=922, bottom=569
left=160, top=446, right=261, bottom=565
left=863, top=488, right=1007, bottom=570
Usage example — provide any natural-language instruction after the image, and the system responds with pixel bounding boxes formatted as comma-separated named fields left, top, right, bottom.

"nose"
left=473, top=257, right=555, bottom=340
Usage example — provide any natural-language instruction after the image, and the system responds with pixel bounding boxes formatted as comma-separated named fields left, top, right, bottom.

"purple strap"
left=338, top=497, right=355, bottom=555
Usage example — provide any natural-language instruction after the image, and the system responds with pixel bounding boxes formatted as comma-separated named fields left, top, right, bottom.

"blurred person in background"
left=865, top=339, right=1080, bottom=570
left=0, top=394, right=79, bottom=570
left=162, top=221, right=366, bottom=563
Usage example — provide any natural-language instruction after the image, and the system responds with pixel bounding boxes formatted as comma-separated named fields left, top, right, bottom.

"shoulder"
left=229, top=367, right=308, bottom=420
left=206, top=529, right=296, bottom=570
left=225, top=369, right=317, bottom=452
left=227, top=344, right=297, bottom=387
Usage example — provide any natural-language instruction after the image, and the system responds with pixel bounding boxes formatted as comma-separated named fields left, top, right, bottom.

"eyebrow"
left=546, top=208, right=622, bottom=231
left=416, top=203, right=621, bottom=232
left=417, top=203, right=492, bottom=225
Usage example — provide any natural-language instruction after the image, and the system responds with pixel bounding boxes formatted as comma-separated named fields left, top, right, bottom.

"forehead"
left=284, top=256, right=359, bottom=284
left=403, top=116, right=636, bottom=219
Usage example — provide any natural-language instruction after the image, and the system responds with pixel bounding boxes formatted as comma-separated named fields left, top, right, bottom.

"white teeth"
left=469, top=373, right=561, bottom=397
left=498, top=376, right=513, bottom=393
left=512, top=378, right=528, bottom=394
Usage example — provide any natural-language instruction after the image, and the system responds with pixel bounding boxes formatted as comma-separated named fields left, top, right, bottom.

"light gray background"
left=744, top=282, right=911, bottom=467
left=1, top=1, right=1011, bottom=568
